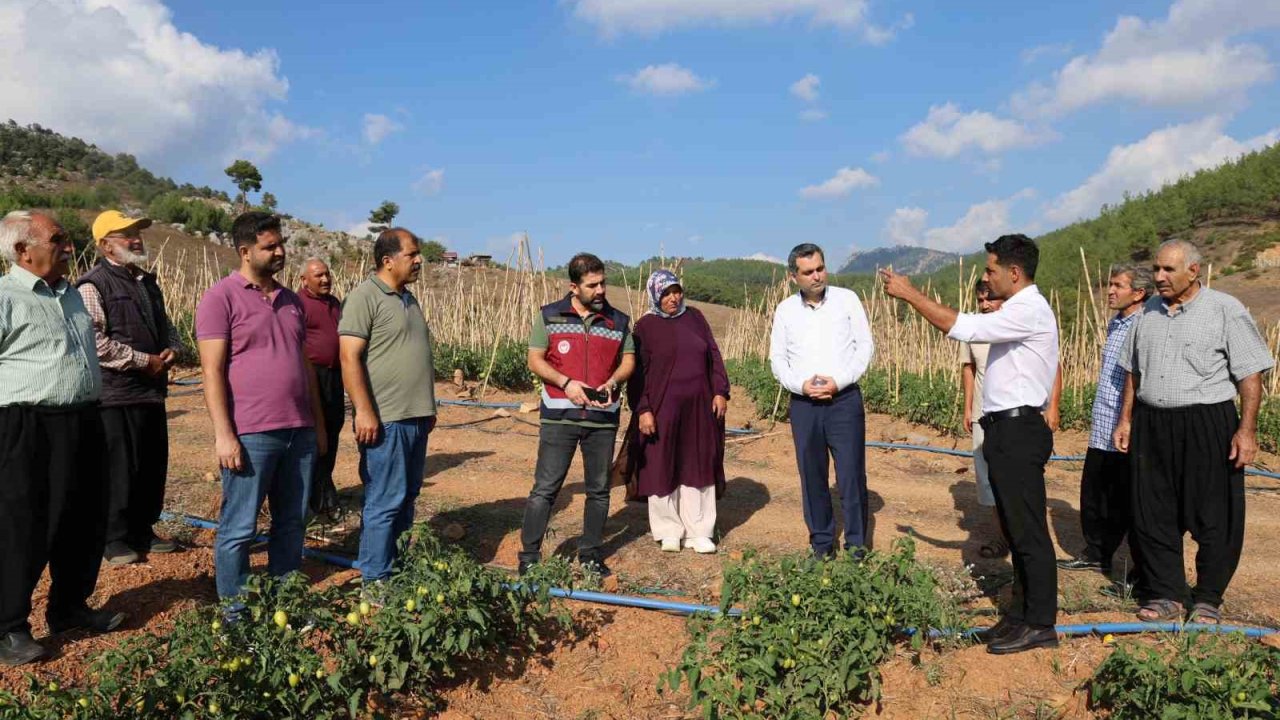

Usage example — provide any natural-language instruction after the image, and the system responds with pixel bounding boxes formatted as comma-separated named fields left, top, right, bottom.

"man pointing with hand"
left=880, top=234, right=1060, bottom=655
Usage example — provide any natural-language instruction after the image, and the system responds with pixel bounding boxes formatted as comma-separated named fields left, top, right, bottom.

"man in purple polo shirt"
left=196, top=212, right=327, bottom=603
left=298, top=257, right=344, bottom=522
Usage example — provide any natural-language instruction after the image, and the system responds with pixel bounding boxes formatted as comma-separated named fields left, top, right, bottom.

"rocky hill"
left=838, top=245, right=959, bottom=275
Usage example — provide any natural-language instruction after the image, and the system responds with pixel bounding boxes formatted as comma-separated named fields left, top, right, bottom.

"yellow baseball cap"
left=92, top=210, right=153, bottom=242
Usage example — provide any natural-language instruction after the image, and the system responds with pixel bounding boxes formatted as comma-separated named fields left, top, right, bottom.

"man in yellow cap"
left=75, top=210, right=184, bottom=565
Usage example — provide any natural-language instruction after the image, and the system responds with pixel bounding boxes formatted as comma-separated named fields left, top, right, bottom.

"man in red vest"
left=519, top=253, right=635, bottom=578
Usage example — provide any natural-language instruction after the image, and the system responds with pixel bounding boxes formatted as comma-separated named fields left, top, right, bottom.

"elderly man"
left=196, top=212, right=327, bottom=604
left=1058, top=265, right=1153, bottom=588
left=298, top=257, right=344, bottom=521
left=75, top=211, right=183, bottom=565
left=882, top=234, right=1060, bottom=655
left=0, top=211, right=125, bottom=666
left=770, top=243, right=875, bottom=558
left=1113, top=239, right=1274, bottom=625
left=339, top=229, right=437, bottom=587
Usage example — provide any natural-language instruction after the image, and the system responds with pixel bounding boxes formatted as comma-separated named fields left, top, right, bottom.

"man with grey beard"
left=76, top=211, right=184, bottom=565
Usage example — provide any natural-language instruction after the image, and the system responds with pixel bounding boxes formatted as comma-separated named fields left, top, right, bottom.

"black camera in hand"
left=583, top=386, right=615, bottom=403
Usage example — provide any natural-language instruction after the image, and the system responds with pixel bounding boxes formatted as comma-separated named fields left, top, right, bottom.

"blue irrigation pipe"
left=160, top=512, right=1277, bottom=637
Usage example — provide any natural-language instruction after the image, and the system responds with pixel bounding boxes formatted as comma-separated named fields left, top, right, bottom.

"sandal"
left=979, top=538, right=1010, bottom=559
left=1136, top=599, right=1183, bottom=623
left=1186, top=602, right=1221, bottom=625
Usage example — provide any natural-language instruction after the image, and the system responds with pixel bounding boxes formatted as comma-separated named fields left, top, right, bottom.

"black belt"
left=979, top=405, right=1041, bottom=429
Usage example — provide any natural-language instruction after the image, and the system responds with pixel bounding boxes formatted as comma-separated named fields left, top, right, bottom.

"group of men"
left=0, top=209, right=438, bottom=665
left=881, top=234, right=1273, bottom=653
left=0, top=207, right=1272, bottom=666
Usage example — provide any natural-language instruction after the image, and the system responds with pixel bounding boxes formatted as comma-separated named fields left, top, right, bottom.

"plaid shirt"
left=1089, top=311, right=1138, bottom=451
left=1120, top=286, right=1275, bottom=409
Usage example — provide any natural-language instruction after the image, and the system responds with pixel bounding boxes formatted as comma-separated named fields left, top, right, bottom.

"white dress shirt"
left=947, top=284, right=1058, bottom=414
left=769, top=286, right=875, bottom=395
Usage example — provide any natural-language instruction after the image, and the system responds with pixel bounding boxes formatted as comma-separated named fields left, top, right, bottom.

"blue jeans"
left=358, top=417, right=431, bottom=581
left=215, top=428, right=315, bottom=599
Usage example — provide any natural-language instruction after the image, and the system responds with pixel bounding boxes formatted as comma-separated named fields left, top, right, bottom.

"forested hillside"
left=920, top=142, right=1280, bottom=319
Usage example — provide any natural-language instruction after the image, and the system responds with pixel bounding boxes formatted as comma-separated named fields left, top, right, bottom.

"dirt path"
left=6, top=381, right=1279, bottom=718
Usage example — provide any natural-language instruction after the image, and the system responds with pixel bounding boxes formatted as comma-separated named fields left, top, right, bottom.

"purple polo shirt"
left=195, top=273, right=313, bottom=435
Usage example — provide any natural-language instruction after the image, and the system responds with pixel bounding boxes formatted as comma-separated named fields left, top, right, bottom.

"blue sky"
left=2, top=0, right=1278, bottom=266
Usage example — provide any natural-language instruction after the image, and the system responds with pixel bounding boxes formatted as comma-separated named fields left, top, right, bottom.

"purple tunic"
left=625, top=308, right=730, bottom=499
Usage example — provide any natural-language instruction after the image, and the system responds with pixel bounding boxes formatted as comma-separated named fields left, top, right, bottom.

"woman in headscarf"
left=625, top=269, right=730, bottom=553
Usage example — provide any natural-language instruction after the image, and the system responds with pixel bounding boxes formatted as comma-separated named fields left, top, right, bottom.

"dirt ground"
left=5, top=379, right=1279, bottom=719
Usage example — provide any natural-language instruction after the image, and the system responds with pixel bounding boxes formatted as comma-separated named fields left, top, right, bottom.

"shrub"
left=1088, top=634, right=1280, bottom=719
left=0, top=525, right=573, bottom=720
left=663, top=538, right=961, bottom=719
left=725, top=357, right=787, bottom=420
left=434, top=339, right=533, bottom=391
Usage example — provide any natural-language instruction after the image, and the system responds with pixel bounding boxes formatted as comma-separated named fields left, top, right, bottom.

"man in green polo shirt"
left=339, top=228, right=437, bottom=585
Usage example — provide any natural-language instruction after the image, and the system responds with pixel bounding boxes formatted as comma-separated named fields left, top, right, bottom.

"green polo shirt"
left=338, top=275, right=436, bottom=423
left=0, top=265, right=102, bottom=406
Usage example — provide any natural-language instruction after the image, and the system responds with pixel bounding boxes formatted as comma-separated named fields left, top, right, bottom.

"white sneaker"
left=685, top=538, right=717, bottom=554
left=659, top=538, right=682, bottom=552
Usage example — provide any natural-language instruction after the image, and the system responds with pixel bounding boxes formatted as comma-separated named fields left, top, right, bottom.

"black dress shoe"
left=579, top=558, right=613, bottom=579
left=1056, top=557, right=1105, bottom=572
left=975, top=616, right=1022, bottom=644
left=0, top=632, right=47, bottom=666
left=47, top=607, right=126, bottom=634
left=986, top=624, right=1059, bottom=655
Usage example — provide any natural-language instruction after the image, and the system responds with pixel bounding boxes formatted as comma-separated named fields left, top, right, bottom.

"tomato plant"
left=662, top=537, right=963, bottom=719
left=1088, top=633, right=1280, bottom=719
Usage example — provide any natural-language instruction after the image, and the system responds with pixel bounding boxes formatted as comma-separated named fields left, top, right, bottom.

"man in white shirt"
left=881, top=234, right=1060, bottom=655
left=769, top=243, right=874, bottom=558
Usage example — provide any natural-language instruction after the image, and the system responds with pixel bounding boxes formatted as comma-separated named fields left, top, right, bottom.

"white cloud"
left=884, top=190, right=1036, bottom=252
left=1044, top=116, right=1280, bottom=225
left=412, top=168, right=445, bottom=196
left=790, top=73, right=821, bottom=102
left=362, top=113, right=404, bottom=145
left=568, top=0, right=906, bottom=44
left=799, top=166, right=879, bottom=199
left=0, top=0, right=313, bottom=172
left=882, top=207, right=928, bottom=245
left=901, top=103, right=1056, bottom=158
left=617, top=63, right=712, bottom=96
left=1012, top=0, right=1280, bottom=117
left=1021, top=42, right=1073, bottom=65
left=799, top=108, right=828, bottom=122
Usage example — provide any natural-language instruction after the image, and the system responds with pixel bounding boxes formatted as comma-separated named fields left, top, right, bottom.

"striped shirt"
left=1088, top=311, right=1138, bottom=451
left=0, top=265, right=102, bottom=406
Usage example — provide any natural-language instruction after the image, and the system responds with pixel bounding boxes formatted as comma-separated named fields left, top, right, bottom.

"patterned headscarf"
left=646, top=269, right=686, bottom=318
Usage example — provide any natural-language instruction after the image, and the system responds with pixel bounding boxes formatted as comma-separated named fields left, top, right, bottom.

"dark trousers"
left=1130, top=400, right=1244, bottom=608
left=788, top=386, right=869, bottom=555
left=519, top=423, right=616, bottom=565
left=101, top=403, right=168, bottom=548
left=310, top=366, right=345, bottom=514
left=982, top=412, right=1057, bottom=627
left=1078, top=447, right=1136, bottom=570
left=0, top=405, right=107, bottom=634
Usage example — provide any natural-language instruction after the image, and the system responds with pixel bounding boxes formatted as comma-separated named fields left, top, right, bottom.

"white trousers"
left=648, top=485, right=717, bottom=541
